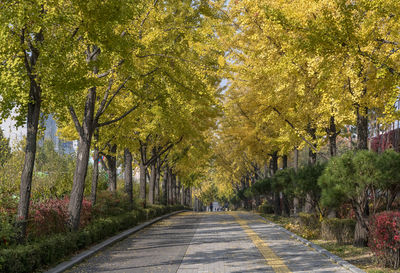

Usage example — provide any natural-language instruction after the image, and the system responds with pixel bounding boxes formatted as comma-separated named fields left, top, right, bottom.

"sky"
left=1, top=117, right=25, bottom=145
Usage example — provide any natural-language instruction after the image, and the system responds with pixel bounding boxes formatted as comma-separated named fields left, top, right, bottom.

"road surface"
left=67, top=211, right=356, bottom=273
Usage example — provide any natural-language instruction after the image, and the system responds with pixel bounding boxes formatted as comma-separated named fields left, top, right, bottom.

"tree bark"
left=17, top=81, right=41, bottom=240
left=154, top=158, right=161, bottom=204
left=149, top=159, right=156, bottom=205
left=356, top=106, right=369, bottom=150
left=176, top=176, right=181, bottom=204
left=171, top=174, right=176, bottom=204
left=91, top=135, right=99, bottom=205
left=68, top=88, right=96, bottom=231
left=188, top=187, right=192, bottom=207
left=139, top=143, right=147, bottom=205
left=308, top=125, right=317, bottom=165
left=181, top=185, right=185, bottom=205
left=282, top=155, right=290, bottom=216
left=168, top=169, right=173, bottom=205
left=124, top=148, right=133, bottom=206
left=282, top=155, right=288, bottom=169
left=293, top=147, right=299, bottom=215
left=271, top=152, right=281, bottom=216
left=105, top=144, right=117, bottom=192
left=354, top=214, right=369, bottom=246
left=139, top=160, right=146, bottom=206
left=162, top=168, right=168, bottom=205
left=328, top=116, right=338, bottom=157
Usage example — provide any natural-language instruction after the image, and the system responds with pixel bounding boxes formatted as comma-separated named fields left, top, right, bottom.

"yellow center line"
left=230, top=212, right=292, bottom=273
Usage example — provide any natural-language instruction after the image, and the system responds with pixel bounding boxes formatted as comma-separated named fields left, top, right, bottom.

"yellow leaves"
left=217, top=55, right=226, bottom=67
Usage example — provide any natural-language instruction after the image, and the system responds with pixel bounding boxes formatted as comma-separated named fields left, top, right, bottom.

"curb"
left=45, top=210, right=190, bottom=273
left=255, top=214, right=365, bottom=273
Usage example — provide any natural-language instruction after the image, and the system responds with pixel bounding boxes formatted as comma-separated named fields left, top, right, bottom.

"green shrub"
left=258, top=201, right=274, bottom=214
left=298, top=212, right=320, bottom=229
left=297, top=213, right=321, bottom=239
left=92, top=191, right=132, bottom=218
left=0, top=205, right=183, bottom=273
left=321, top=218, right=356, bottom=244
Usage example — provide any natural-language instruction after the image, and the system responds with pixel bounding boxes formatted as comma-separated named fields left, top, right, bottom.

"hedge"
left=0, top=204, right=185, bottom=273
left=321, top=218, right=356, bottom=244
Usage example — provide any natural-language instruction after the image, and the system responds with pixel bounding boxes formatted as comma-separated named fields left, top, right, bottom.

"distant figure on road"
left=210, top=202, right=213, bottom=212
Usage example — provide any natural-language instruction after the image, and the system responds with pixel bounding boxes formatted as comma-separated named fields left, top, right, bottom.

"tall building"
left=39, top=115, right=77, bottom=155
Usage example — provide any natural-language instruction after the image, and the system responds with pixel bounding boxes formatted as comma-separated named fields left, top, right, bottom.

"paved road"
left=68, top=211, right=354, bottom=273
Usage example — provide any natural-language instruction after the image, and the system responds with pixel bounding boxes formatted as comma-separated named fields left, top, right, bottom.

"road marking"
left=230, top=212, right=292, bottom=273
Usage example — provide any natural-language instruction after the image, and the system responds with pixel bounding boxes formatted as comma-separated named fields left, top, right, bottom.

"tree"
left=319, top=150, right=379, bottom=246
left=376, top=150, right=400, bottom=211
left=0, top=1, right=72, bottom=239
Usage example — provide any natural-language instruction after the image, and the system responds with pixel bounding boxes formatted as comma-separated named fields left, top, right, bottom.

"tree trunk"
left=149, top=160, right=156, bottom=205
left=91, top=142, right=99, bottom=205
left=308, top=125, right=317, bottom=165
left=68, top=88, right=96, bottom=231
left=162, top=168, right=168, bottom=205
left=105, top=144, right=117, bottom=192
left=154, top=159, right=161, bottom=204
left=271, top=152, right=281, bottom=216
left=181, top=185, right=185, bottom=205
left=139, top=160, right=146, bottom=206
left=176, top=176, right=181, bottom=204
left=168, top=169, right=173, bottom=205
left=124, top=148, right=133, bottom=207
left=356, top=106, right=369, bottom=150
left=354, top=217, right=369, bottom=247
left=282, top=155, right=288, bottom=169
left=282, top=155, right=290, bottom=216
left=171, top=174, right=176, bottom=205
left=304, top=194, right=314, bottom=213
left=328, top=116, right=338, bottom=157
left=139, top=144, right=147, bottom=205
left=293, top=147, right=299, bottom=215
left=353, top=201, right=370, bottom=247
left=188, top=187, right=192, bottom=207
left=17, top=82, right=41, bottom=240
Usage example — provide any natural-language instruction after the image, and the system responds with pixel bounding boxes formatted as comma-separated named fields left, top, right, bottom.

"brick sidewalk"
left=67, top=211, right=360, bottom=273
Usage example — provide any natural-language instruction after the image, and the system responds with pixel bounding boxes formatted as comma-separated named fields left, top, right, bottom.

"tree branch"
left=68, top=106, right=84, bottom=139
left=97, top=103, right=139, bottom=127
left=94, top=78, right=114, bottom=124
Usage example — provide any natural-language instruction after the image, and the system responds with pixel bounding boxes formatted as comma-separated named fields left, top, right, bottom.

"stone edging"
left=257, top=214, right=366, bottom=273
left=45, top=210, right=189, bottom=273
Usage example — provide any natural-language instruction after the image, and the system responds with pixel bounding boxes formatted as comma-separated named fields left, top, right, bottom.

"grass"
left=261, top=213, right=397, bottom=273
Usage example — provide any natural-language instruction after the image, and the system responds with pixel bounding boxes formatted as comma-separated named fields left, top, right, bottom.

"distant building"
left=39, top=115, right=77, bottom=155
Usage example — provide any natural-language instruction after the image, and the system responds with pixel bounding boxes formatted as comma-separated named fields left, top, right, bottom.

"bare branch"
left=99, top=76, right=131, bottom=117
left=68, top=106, right=84, bottom=138
left=94, top=78, right=114, bottom=124
left=97, top=103, right=139, bottom=127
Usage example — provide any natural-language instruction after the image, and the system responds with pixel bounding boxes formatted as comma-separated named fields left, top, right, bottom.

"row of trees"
left=0, top=0, right=227, bottom=239
left=209, top=0, right=400, bottom=247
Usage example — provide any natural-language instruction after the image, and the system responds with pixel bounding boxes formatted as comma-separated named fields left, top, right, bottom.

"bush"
left=92, top=191, right=132, bottom=218
left=369, top=211, right=400, bottom=269
left=258, top=201, right=274, bottom=214
left=298, top=212, right=320, bottom=229
left=321, top=218, right=356, bottom=244
left=297, top=213, right=321, bottom=239
left=27, top=197, right=92, bottom=239
left=0, top=205, right=184, bottom=273
left=0, top=194, right=18, bottom=248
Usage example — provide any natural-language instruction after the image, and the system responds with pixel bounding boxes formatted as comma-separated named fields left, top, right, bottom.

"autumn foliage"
left=369, top=211, right=400, bottom=269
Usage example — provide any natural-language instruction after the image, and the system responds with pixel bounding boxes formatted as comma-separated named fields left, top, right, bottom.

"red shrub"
left=369, top=211, right=400, bottom=269
left=28, top=197, right=92, bottom=238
